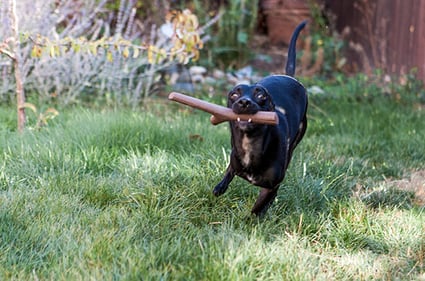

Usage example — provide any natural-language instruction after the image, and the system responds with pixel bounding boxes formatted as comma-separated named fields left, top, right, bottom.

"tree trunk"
left=9, top=0, right=26, bottom=133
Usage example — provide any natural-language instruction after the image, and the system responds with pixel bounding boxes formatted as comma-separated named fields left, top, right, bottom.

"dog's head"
left=227, top=84, right=275, bottom=131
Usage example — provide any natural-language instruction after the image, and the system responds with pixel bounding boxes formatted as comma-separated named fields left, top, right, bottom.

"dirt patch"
left=386, top=170, right=425, bottom=207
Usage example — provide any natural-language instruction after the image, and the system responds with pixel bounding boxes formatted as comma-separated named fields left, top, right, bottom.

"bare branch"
left=0, top=46, right=15, bottom=60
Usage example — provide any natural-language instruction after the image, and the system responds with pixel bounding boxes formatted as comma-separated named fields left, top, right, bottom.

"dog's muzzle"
left=232, top=98, right=259, bottom=115
left=231, top=97, right=261, bottom=130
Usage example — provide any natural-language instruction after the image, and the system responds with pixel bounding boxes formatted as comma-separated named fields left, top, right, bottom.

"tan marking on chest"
left=241, top=135, right=252, bottom=166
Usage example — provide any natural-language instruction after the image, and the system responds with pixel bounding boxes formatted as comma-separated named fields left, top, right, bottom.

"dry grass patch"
left=387, top=169, right=425, bottom=207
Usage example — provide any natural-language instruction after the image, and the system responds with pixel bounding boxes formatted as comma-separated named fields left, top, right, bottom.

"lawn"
left=1, top=77, right=425, bottom=280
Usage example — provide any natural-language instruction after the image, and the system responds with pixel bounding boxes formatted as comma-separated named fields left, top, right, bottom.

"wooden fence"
left=325, top=0, right=425, bottom=81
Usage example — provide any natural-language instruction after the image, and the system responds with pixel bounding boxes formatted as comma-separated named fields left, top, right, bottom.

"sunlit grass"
left=1, top=82, right=425, bottom=280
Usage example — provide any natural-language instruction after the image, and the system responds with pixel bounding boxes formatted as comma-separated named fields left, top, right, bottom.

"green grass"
left=1, top=80, right=425, bottom=280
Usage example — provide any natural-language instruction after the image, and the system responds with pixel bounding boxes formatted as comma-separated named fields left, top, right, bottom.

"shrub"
left=0, top=0, right=204, bottom=106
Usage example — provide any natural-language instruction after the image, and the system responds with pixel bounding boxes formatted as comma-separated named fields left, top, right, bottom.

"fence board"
left=326, top=0, right=425, bottom=81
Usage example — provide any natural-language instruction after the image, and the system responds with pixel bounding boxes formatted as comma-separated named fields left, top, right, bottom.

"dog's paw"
left=213, top=169, right=234, bottom=196
left=212, top=183, right=228, bottom=196
left=251, top=188, right=278, bottom=216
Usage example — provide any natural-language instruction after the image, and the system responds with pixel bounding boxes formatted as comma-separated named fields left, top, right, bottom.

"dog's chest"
left=240, top=134, right=262, bottom=167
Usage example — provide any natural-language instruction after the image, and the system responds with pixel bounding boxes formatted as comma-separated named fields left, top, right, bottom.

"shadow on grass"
left=358, top=169, right=425, bottom=211
left=361, top=187, right=416, bottom=210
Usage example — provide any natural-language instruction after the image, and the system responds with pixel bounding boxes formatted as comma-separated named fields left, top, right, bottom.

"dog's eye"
left=256, top=93, right=267, bottom=101
left=229, top=92, right=240, bottom=100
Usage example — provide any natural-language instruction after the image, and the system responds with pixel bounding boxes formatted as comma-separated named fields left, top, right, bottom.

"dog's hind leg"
left=251, top=187, right=278, bottom=216
left=213, top=166, right=235, bottom=196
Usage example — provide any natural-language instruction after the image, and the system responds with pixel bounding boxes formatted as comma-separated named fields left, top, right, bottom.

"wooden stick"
left=168, top=92, right=279, bottom=125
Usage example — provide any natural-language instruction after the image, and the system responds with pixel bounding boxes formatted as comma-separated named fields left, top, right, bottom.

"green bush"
left=174, top=0, right=259, bottom=69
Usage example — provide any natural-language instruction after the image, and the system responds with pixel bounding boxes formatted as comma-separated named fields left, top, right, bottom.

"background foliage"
left=0, top=0, right=204, bottom=106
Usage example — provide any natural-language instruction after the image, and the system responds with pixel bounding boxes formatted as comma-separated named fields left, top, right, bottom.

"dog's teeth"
left=248, top=118, right=252, bottom=123
left=237, top=117, right=241, bottom=122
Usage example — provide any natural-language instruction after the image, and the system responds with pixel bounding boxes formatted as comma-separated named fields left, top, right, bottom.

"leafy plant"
left=22, top=102, right=59, bottom=130
left=186, top=0, right=258, bottom=69
left=0, top=0, right=206, bottom=131
left=217, top=0, right=258, bottom=68
left=305, top=1, right=347, bottom=77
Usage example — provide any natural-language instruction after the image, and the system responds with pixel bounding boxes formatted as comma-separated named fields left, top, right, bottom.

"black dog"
left=213, top=21, right=308, bottom=216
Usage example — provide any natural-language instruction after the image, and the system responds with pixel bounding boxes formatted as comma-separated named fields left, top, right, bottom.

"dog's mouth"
left=237, top=117, right=252, bottom=122
left=236, top=117, right=252, bottom=124
left=231, top=103, right=264, bottom=130
left=234, top=116, right=257, bottom=130
left=232, top=104, right=260, bottom=115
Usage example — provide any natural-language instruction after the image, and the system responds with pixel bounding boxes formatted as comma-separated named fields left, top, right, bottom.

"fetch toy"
left=168, top=92, right=279, bottom=125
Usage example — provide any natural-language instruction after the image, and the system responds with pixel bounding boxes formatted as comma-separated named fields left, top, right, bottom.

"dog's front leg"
left=213, top=166, right=235, bottom=196
left=251, top=187, right=278, bottom=216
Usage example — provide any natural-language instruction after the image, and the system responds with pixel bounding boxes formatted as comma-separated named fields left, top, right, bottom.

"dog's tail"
left=285, top=20, right=307, bottom=77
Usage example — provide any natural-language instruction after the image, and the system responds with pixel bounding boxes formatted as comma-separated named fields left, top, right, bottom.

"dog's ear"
left=254, top=86, right=275, bottom=111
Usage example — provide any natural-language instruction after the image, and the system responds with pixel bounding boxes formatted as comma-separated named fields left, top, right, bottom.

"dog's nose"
left=237, top=98, right=252, bottom=108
